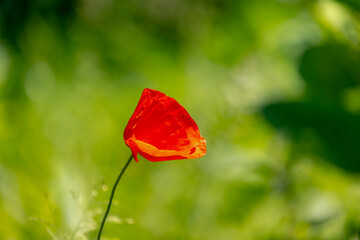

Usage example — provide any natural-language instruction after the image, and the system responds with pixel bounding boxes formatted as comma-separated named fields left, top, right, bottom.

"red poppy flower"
left=124, top=88, right=206, bottom=162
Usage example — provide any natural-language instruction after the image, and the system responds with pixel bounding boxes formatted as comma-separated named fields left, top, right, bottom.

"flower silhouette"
left=124, top=88, right=206, bottom=162
left=97, top=88, right=206, bottom=239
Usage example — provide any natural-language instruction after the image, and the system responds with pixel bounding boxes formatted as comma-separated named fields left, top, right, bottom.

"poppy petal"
left=124, top=88, right=206, bottom=162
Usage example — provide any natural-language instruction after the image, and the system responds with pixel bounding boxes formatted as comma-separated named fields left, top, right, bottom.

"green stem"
left=96, top=154, right=133, bottom=240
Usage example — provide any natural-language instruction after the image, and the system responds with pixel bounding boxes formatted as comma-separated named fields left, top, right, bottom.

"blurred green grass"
left=1, top=0, right=360, bottom=239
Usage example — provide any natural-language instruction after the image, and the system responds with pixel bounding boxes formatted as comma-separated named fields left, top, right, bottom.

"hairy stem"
left=96, top=155, right=133, bottom=240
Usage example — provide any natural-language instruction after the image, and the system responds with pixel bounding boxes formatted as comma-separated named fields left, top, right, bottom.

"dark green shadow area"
left=263, top=42, right=360, bottom=173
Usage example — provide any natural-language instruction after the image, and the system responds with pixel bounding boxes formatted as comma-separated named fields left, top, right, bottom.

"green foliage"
left=1, top=0, right=360, bottom=239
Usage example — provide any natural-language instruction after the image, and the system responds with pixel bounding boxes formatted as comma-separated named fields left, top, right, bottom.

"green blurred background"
left=1, top=0, right=360, bottom=239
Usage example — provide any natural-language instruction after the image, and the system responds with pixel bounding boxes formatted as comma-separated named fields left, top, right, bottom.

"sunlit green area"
left=1, top=0, right=360, bottom=239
